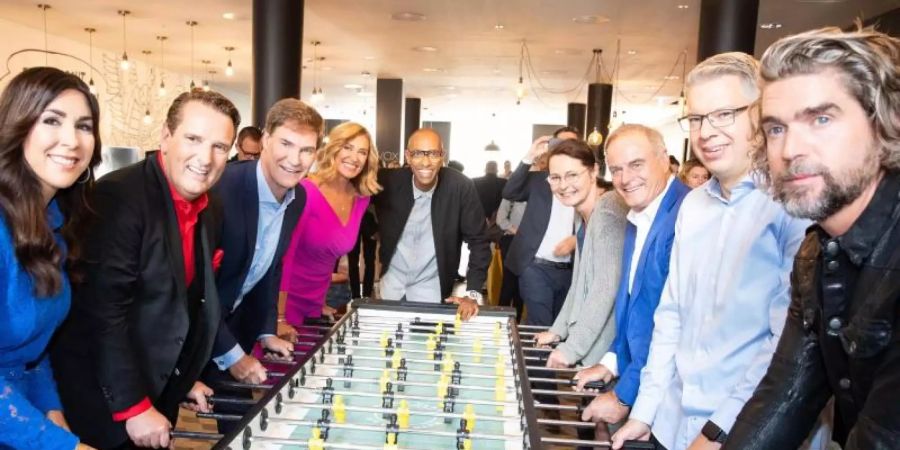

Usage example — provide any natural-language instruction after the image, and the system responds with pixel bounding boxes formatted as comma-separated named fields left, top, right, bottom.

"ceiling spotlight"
left=494, top=24, right=505, bottom=31
left=143, top=109, right=152, bottom=125
left=344, top=83, right=363, bottom=89
left=423, top=67, right=443, bottom=72
left=664, top=75, right=680, bottom=80
left=225, top=46, right=235, bottom=76
left=413, top=46, right=438, bottom=52
left=572, top=15, right=609, bottom=24
left=627, top=50, right=638, bottom=55
left=391, top=12, right=426, bottom=21
left=760, top=22, right=783, bottom=29
left=677, top=4, right=689, bottom=9
left=222, top=12, right=235, bottom=20
left=361, top=71, right=373, bottom=78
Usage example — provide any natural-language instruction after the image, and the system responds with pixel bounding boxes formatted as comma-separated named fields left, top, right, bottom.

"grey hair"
left=686, top=51, right=760, bottom=101
left=753, top=25, right=900, bottom=186
left=604, top=123, right=668, bottom=158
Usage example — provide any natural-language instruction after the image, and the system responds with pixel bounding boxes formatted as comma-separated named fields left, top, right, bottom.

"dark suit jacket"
left=373, top=167, right=491, bottom=299
left=501, top=162, right=554, bottom=275
left=610, top=179, right=690, bottom=405
left=211, top=160, right=304, bottom=356
left=51, top=155, right=223, bottom=447
left=473, top=173, right=507, bottom=221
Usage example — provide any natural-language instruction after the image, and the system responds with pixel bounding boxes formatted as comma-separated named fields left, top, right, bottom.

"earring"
left=77, top=167, right=92, bottom=184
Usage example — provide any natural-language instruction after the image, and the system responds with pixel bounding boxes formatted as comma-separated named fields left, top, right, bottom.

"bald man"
left=373, top=129, right=491, bottom=319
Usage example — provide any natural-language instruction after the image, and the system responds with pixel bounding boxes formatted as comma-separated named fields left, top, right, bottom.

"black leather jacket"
left=725, top=172, right=900, bottom=450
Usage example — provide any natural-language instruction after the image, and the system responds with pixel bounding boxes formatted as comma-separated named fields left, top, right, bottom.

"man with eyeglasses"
left=373, top=128, right=491, bottom=320
left=607, top=53, right=825, bottom=450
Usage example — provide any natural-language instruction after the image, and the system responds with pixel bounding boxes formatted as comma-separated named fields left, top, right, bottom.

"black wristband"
left=701, top=420, right=728, bottom=443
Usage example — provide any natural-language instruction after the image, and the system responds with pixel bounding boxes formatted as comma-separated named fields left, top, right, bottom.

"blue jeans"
left=518, top=261, right=572, bottom=326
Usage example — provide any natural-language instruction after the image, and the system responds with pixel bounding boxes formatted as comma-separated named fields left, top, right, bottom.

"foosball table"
left=174, top=300, right=653, bottom=450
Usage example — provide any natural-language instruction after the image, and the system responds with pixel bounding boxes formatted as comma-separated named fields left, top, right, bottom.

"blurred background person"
left=679, top=159, right=711, bottom=189
left=229, top=125, right=263, bottom=162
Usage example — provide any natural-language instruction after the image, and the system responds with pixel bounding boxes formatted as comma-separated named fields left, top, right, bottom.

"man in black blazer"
left=502, top=127, right=580, bottom=327
left=203, top=98, right=323, bottom=432
left=374, top=128, right=490, bottom=319
left=473, top=161, right=507, bottom=222
left=51, top=90, right=240, bottom=449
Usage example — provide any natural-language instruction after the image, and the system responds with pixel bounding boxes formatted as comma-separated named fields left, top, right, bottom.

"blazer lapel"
left=276, top=187, right=303, bottom=261
left=429, top=169, right=447, bottom=295
left=241, top=164, right=260, bottom=277
left=150, top=156, right=189, bottom=303
left=629, top=183, right=679, bottom=300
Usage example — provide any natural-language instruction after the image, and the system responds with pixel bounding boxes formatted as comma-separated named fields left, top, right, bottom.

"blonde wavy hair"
left=313, top=122, right=382, bottom=196
left=753, top=25, right=900, bottom=187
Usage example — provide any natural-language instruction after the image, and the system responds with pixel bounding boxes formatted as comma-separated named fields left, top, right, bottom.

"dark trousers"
left=518, top=260, right=572, bottom=326
left=498, top=235, right=523, bottom=321
left=348, top=231, right=376, bottom=298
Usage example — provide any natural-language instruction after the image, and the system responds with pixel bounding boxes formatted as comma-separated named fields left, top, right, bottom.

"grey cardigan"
left=549, top=191, right=628, bottom=366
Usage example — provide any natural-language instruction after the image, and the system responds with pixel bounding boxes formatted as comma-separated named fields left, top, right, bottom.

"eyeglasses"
left=678, top=105, right=750, bottom=131
left=408, top=149, right=444, bottom=161
left=547, top=169, right=588, bottom=187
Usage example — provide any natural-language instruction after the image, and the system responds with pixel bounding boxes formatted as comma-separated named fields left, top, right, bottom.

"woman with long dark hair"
left=0, top=67, right=101, bottom=449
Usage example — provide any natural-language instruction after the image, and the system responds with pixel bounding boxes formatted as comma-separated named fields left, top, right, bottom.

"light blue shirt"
left=214, top=162, right=295, bottom=370
left=629, top=175, right=810, bottom=450
left=379, top=178, right=441, bottom=302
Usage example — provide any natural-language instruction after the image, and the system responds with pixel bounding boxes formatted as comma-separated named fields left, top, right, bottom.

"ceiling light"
left=423, top=67, right=443, bottom=72
left=118, top=10, right=130, bottom=71
left=361, top=71, right=372, bottom=78
left=413, top=46, right=438, bottom=52
left=677, top=4, right=689, bottom=9
left=484, top=140, right=500, bottom=151
left=344, top=83, right=363, bottom=89
left=157, top=36, right=168, bottom=95
left=572, top=15, right=609, bottom=24
left=85, top=27, right=97, bottom=95
left=391, top=12, right=426, bottom=21
left=222, top=12, right=235, bottom=20
left=494, top=24, right=505, bottom=31
left=224, top=46, right=235, bottom=76
left=627, top=50, right=637, bottom=55
left=760, top=22, right=783, bottom=29
left=143, top=109, right=152, bottom=125
left=664, top=75, right=680, bottom=80
left=187, top=20, right=198, bottom=88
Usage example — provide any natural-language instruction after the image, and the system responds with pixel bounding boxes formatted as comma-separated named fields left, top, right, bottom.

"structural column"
left=252, top=0, right=303, bottom=127
left=566, top=103, right=587, bottom=139
left=404, top=97, right=421, bottom=148
left=586, top=83, right=613, bottom=144
left=697, top=0, right=759, bottom=61
left=376, top=78, right=404, bottom=162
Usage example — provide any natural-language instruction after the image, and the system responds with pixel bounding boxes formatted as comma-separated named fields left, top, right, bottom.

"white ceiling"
left=1, top=0, right=897, bottom=122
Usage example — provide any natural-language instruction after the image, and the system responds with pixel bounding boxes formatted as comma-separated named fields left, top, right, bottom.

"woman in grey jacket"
left=534, top=140, right=628, bottom=368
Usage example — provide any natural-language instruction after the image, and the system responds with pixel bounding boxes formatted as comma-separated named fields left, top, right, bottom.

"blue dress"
left=0, top=201, right=78, bottom=449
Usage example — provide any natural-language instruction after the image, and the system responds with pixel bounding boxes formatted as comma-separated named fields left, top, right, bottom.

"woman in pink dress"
left=280, top=122, right=381, bottom=331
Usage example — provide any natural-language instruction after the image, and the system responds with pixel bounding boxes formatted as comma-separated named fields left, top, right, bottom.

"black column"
left=566, top=103, right=587, bottom=139
left=252, top=0, right=303, bottom=127
left=697, top=0, right=759, bottom=61
left=376, top=78, right=403, bottom=162
left=404, top=97, right=421, bottom=148
left=586, top=83, right=613, bottom=142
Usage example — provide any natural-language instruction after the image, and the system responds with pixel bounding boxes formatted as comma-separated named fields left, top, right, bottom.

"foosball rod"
left=334, top=342, right=510, bottom=360
left=526, top=377, right=608, bottom=391
left=525, top=365, right=581, bottom=373
left=541, top=436, right=656, bottom=449
left=338, top=331, right=512, bottom=350
left=289, top=384, right=519, bottom=407
left=307, top=360, right=517, bottom=381
left=297, top=373, right=518, bottom=394
left=530, top=388, right=601, bottom=398
left=346, top=323, right=511, bottom=341
left=516, top=324, right=550, bottom=331
left=266, top=400, right=516, bottom=423
left=239, top=434, right=427, bottom=450
left=259, top=416, right=523, bottom=441
left=303, top=351, right=518, bottom=373
left=348, top=316, right=513, bottom=332
left=170, top=430, right=224, bottom=441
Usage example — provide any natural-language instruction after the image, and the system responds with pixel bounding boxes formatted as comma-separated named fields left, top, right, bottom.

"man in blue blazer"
left=203, top=98, right=323, bottom=432
left=576, top=124, right=690, bottom=434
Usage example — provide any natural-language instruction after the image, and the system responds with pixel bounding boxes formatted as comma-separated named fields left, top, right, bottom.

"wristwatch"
left=701, top=421, right=728, bottom=444
left=466, top=290, right=483, bottom=304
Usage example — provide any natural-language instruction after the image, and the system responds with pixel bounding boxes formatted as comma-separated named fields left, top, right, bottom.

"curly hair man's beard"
left=773, top=147, right=879, bottom=222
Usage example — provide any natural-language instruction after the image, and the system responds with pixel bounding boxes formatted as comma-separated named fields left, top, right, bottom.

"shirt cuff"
left=708, top=396, right=746, bottom=434
left=257, top=334, right=275, bottom=341
left=112, top=397, right=152, bottom=422
left=521, top=158, right=534, bottom=165
left=599, top=351, right=619, bottom=377
left=630, top=393, right=659, bottom=428
left=213, top=344, right=247, bottom=371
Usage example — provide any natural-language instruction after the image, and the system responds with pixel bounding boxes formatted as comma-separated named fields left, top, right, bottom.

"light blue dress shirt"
left=379, top=178, right=441, bottom=302
left=214, top=163, right=295, bottom=370
left=629, top=176, right=811, bottom=450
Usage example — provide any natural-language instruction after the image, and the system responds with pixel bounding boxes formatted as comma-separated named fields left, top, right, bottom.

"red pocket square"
left=212, top=249, right=224, bottom=272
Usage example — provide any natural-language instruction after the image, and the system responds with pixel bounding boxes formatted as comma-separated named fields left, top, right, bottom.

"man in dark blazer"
left=203, top=98, right=323, bottom=433
left=501, top=126, right=580, bottom=327
left=374, top=128, right=490, bottom=319
left=473, top=161, right=507, bottom=222
left=577, top=124, right=690, bottom=432
left=51, top=90, right=240, bottom=449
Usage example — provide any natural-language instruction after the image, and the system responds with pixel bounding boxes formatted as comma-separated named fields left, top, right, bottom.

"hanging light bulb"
left=224, top=46, right=235, bottom=77
left=156, top=36, right=168, bottom=97
left=88, top=78, right=97, bottom=95
left=587, top=127, right=604, bottom=148
left=186, top=20, right=198, bottom=90
left=515, top=42, right=527, bottom=105
left=202, top=80, right=210, bottom=92
left=143, top=109, right=152, bottom=125
left=118, top=10, right=131, bottom=71
left=85, top=27, right=97, bottom=95
left=158, top=80, right=166, bottom=97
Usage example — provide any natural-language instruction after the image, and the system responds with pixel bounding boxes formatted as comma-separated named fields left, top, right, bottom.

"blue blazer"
left=211, top=161, right=305, bottom=355
left=611, top=179, right=690, bottom=405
